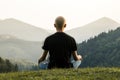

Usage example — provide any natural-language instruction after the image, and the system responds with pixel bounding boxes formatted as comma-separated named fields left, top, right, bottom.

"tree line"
left=0, top=57, right=18, bottom=73
left=77, top=27, right=120, bottom=67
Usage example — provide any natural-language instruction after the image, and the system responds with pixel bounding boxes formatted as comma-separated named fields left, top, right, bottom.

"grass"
left=0, top=67, right=120, bottom=80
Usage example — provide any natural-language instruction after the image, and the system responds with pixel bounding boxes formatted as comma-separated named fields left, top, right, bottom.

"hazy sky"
left=0, top=0, right=120, bottom=30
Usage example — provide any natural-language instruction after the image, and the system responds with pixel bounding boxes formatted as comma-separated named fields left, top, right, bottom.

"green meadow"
left=0, top=67, right=120, bottom=80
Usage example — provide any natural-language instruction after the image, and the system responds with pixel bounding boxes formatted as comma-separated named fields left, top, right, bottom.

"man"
left=38, top=16, right=82, bottom=69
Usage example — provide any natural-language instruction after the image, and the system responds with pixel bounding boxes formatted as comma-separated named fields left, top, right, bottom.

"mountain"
left=0, top=35, right=43, bottom=70
left=0, top=18, right=50, bottom=41
left=1, top=17, right=120, bottom=43
left=0, top=17, right=120, bottom=70
left=78, top=27, right=120, bottom=67
left=66, top=17, right=120, bottom=43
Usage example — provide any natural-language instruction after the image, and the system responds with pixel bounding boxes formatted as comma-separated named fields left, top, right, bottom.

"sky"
left=0, top=0, right=120, bottom=30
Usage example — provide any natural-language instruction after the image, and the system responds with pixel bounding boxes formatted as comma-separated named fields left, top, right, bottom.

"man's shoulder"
left=45, top=32, right=75, bottom=41
left=64, top=33, right=73, bottom=37
left=45, top=33, right=56, bottom=40
left=64, top=33, right=75, bottom=40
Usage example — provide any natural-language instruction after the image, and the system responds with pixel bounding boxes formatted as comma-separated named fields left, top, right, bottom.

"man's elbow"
left=74, top=55, right=82, bottom=61
left=74, top=58, right=80, bottom=61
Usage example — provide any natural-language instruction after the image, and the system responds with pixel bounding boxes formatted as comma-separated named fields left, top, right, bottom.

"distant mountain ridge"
left=0, top=35, right=42, bottom=63
left=66, top=17, right=120, bottom=43
left=0, top=34, right=43, bottom=70
left=0, top=17, right=120, bottom=43
left=0, top=34, right=17, bottom=40
left=0, top=18, right=50, bottom=41
left=0, top=17, right=120, bottom=70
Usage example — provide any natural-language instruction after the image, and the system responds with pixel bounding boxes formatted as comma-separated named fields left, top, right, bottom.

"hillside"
left=0, top=57, right=18, bottom=73
left=0, top=18, right=50, bottom=41
left=0, top=68, right=120, bottom=80
left=0, top=17, right=120, bottom=70
left=78, top=27, right=120, bottom=67
left=66, top=17, right=120, bottom=43
left=0, top=35, right=43, bottom=70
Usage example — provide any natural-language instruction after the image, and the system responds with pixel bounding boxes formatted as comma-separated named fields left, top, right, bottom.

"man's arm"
left=72, top=51, right=82, bottom=61
left=38, top=50, right=48, bottom=64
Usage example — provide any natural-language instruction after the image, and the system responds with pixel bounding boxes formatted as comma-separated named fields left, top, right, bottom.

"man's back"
left=38, top=16, right=82, bottom=69
left=42, top=32, right=77, bottom=69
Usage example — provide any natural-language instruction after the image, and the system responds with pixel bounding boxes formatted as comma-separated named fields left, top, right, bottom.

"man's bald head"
left=54, top=16, right=66, bottom=30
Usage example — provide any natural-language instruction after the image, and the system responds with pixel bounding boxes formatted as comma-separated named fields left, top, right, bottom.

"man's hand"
left=77, top=55, right=82, bottom=60
left=72, top=51, right=83, bottom=61
left=38, top=50, right=48, bottom=64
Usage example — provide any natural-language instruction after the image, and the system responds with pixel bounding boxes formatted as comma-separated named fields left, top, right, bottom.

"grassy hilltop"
left=0, top=67, right=120, bottom=80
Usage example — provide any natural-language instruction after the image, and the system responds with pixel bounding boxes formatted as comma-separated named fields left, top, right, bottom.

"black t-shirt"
left=42, top=32, right=77, bottom=69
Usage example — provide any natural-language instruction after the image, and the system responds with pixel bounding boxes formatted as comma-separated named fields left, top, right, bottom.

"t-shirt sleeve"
left=42, top=38, right=49, bottom=50
left=71, top=38, right=77, bottom=51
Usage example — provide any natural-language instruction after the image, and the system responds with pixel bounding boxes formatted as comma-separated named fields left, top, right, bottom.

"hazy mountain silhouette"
left=0, top=17, right=120, bottom=70
left=66, top=17, right=120, bottom=43
left=0, top=17, right=119, bottom=43
left=0, top=34, right=43, bottom=69
left=0, top=18, right=50, bottom=41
